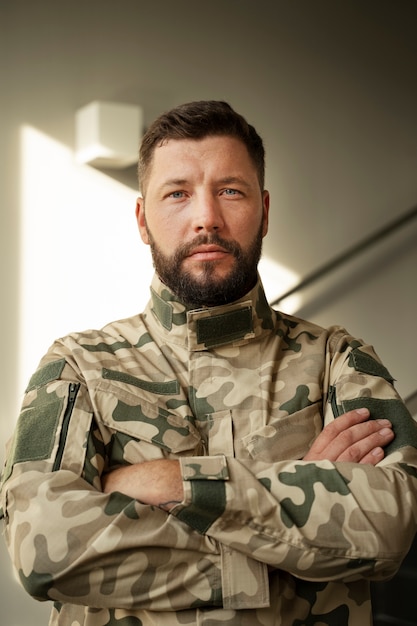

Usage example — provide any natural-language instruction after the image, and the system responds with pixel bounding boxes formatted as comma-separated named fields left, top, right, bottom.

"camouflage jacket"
left=1, top=274, right=417, bottom=626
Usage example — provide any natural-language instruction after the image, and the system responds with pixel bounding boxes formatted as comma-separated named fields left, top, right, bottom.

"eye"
left=169, top=190, right=185, bottom=199
left=222, top=188, right=240, bottom=196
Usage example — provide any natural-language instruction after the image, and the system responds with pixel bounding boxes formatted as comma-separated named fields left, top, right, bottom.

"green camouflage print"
left=1, top=274, right=417, bottom=625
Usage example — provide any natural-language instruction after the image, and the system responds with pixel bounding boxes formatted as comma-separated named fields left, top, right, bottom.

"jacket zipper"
left=53, top=382, right=80, bottom=471
left=328, top=385, right=341, bottom=418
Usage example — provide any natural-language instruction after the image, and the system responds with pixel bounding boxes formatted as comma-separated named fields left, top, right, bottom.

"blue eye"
left=224, top=188, right=239, bottom=196
left=170, top=191, right=184, bottom=198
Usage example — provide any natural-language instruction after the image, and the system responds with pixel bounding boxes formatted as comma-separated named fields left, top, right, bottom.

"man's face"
left=136, top=135, right=269, bottom=307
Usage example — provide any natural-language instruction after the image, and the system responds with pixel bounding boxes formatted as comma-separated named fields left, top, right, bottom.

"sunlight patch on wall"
left=258, top=256, right=301, bottom=314
left=19, top=125, right=153, bottom=397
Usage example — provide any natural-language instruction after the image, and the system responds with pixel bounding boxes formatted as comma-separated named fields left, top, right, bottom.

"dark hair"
left=138, top=100, right=265, bottom=193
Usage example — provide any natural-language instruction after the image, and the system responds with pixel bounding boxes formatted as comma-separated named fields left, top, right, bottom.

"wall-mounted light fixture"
left=75, top=101, right=143, bottom=169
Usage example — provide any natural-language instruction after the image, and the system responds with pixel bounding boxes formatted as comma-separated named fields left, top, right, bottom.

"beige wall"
left=1, top=1, right=417, bottom=623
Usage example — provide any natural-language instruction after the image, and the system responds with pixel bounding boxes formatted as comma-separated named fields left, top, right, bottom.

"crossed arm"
left=102, top=407, right=395, bottom=508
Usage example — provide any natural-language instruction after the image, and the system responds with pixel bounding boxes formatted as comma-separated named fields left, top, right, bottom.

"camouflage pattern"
left=1, top=273, right=417, bottom=626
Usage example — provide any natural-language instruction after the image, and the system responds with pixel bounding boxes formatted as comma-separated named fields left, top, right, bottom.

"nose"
left=191, top=193, right=225, bottom=233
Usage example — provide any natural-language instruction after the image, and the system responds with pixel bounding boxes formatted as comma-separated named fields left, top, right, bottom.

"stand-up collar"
left=147, top=274, right=274, bottom=351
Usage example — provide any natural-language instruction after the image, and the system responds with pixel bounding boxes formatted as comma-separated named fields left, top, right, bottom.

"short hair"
left=138, top=100, right=265, bottom=194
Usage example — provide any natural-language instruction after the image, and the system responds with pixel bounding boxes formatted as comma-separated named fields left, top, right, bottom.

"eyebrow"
left=160, top=179, right=188, bottom=189
left=159, top=176, right=252, bottom=190
left=215, top=176, right=252, bottom=188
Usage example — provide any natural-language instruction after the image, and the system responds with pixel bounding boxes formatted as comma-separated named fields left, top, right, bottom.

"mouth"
left=186, top=244, right=230, bottom=262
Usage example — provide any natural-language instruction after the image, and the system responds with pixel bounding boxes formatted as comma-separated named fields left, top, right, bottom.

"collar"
left=146, top=274, right=275, bottom=351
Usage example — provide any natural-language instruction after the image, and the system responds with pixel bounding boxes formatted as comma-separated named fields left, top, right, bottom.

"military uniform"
left=1, top=274, right=417, bottom=626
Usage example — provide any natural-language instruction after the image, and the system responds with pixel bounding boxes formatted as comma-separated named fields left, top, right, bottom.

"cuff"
left=172, top=456, right=229, bottom=534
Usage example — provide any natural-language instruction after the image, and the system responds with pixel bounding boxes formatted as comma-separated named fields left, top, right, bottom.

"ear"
left=136, top=197, right=150, bottom=245
left=261, top=190, right=270, bottom=237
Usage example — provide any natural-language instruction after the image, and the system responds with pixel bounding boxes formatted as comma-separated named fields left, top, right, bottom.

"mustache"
left=174, top=234, right=242, bottom=262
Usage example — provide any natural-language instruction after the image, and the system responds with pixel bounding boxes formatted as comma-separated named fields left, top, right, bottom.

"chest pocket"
left=93, top=374, right=203, bottom=464
left=241, top=402, right=323, bottom=462
left=197, top=403, right=323, bottom=462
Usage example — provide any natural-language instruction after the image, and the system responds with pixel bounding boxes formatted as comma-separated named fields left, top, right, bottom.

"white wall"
left=1, top=1, right=417, bottom=623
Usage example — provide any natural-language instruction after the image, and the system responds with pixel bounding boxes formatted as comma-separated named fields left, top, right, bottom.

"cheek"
left=148, top=215, right=184, bottom=250
left=231, top=213, right=263, bottom=241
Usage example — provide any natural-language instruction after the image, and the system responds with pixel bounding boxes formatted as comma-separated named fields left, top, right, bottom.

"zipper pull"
left=328, top=385, right=340, bottom=417
left=68, top=382, right=78, bottom=403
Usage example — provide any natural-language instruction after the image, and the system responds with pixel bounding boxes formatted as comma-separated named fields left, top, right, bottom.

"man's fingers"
left=359, top=446, right=385, bottom=465
left=325, top=408, right=371, bottom=438
left=306, top=409, right=372, bottom=456
left=335, top=424, right=394, bottom=463
left=304, top=409, right=394, bottom=463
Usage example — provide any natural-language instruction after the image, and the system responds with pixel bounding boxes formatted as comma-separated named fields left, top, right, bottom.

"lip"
left=187, top=244, right=229, bottom=261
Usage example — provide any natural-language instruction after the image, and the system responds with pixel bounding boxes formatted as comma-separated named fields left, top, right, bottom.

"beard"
left=146, top=222, right=264, bottom=308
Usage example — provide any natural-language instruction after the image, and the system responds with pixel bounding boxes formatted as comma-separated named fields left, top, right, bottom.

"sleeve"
left=0, top=347, right=223, bottom=611
left=172, top=330, right=417, bottom=583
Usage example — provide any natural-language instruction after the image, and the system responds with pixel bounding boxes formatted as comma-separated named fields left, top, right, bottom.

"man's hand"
left=102, top=459, right=183, bottom=511
left=303, top=408, right=394, bottom=464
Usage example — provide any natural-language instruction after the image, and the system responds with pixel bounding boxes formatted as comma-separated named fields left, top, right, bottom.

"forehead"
left=147, top=135, right=256, bottom=182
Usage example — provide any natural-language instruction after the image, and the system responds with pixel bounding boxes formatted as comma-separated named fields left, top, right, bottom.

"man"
left=1, top=100, right=416, bottom=626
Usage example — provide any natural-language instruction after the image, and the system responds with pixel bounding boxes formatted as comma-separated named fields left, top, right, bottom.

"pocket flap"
left=95, top=379, right=201, bottom=454
left=242, top=403, right=322, bottom=461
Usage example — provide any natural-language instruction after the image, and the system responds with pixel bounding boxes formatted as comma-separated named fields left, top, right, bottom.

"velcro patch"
left=348, top=349, right=394, bottom=383
left=176, top=480, right=226, bottom=534
left=26, top=358, right=66, bottom=392
left=341, top=397, right=417, bottom=454
left=196, top=307, right=253, bottom=347
left=102, top=368, right=180, bottom=395
left=2, top=395, right=64, bottom=483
